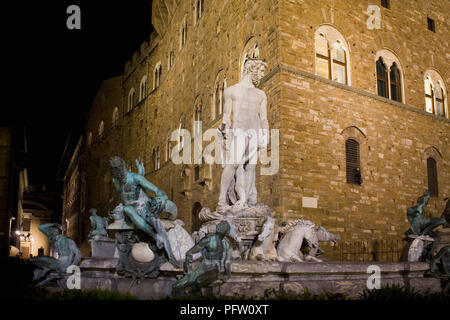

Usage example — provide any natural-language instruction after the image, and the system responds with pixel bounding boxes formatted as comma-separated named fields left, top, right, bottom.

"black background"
left=4, top=1, right=153, bottom=191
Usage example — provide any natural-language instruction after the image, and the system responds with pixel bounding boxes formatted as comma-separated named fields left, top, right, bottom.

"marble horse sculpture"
left=109, top=156, right=180, bottom=268
left=31, top=223, right=82, bottom=286
left=170, top=221, right=232, bottom=297
left=277, top=220, right=339, bottom=262
left=406, top=191, right=446, bottom=261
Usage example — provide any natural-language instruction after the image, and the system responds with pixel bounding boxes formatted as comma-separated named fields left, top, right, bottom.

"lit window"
left=98, top=121, right=104, bottom=137
left=153, top=148, right=161, bottom=171
left=424, top=70, right=447, bottom=118
left=112, top=107, right=119, bottom=127
left=390, top=63, right=401, bottom=102
left=376, top=58, right=388, bottom=98
left=153, top=63, right=162, bottom=90
left=375, top=50, right=404, bottom=103
left=314, top=27, right=349, bottom=85
left=425, top=77, right=434, bottom=113
left=128, top=88, right=135, bottom=111
left=194, top=104, right=202, bottom=135
left=140, top=76, right=148, bottom=100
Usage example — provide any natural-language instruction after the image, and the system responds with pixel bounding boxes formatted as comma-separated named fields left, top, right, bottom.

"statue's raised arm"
left=135, top=174, right=168, bottom=200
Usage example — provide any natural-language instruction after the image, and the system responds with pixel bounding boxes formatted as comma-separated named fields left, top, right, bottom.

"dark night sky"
left=5, top=1, right=154, bottom=192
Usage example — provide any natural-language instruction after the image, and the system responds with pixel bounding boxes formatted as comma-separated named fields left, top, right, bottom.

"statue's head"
left=243, top=58, right=268, bottom=86
left=89, top=208, right=97, bottom=216
left=216, top=220, right=231, bottom=238
left=316, top=226, right=339, bottom=243
left=46, top=224, right=63, bottom=243
left=109, top=156, right=126, bottom=181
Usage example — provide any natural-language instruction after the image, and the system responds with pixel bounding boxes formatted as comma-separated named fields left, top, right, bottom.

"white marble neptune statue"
left=217, top=58, right=269, bottom=210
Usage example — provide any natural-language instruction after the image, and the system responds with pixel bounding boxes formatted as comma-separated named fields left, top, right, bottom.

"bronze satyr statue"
left=406, top=191, right=446, bottom=261
left=88, top=208, right=109, bottom=240
left=31, top=223, right=82, bottom=286
left=170, top=221, right=232, bottom=297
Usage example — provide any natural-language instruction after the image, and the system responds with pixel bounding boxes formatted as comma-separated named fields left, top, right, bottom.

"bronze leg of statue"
left=421, top=217, right=446, bottom=261
left=123, top=205, right=160, bottom=245
left=424, top=231, right=440, bottom=262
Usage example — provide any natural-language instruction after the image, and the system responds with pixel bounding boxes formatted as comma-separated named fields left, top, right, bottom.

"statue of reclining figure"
left=31, top=223, right=82, bottom=286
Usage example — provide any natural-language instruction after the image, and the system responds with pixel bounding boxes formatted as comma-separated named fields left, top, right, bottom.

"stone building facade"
left=71, top=0, right=449, bottom=261
left=0, top=127, right=14, bottom=258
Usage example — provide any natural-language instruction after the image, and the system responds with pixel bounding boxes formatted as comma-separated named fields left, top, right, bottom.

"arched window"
left=375, top=49, right=404, bottom=103
left=435, top=82, right=445, bottom=117
left=112, top=106, right=119, bottom=127
left=424, top=70, right=447, bottom=118
left=194, top=103, right=202, bottom=136
left=332, top=42, right=347, bottom=84
left=314, top=26, right=350, bottom=85
left=153, top=63, right=162, bottom=90
left=128, top=88, right=135, bottom=111
left=427, top=157, right=438, bottom=197
left=315, top=33, right=330, bottom=79
left=425, top=76, right=434, bottom=113
left=98, top=121, right=105, bottom=138
left=140, top=76, right=148, bottom=100
left=345, top=139, right=361, bottom=185
left=156, top=147, right=160, bottom=170
left=376, top=58, right=388, bottom=98
left=153, top=148, right=161, bottom=171
left=390, top=63, right=401, bottom=102
left=213, top=72, right=226, bottom=119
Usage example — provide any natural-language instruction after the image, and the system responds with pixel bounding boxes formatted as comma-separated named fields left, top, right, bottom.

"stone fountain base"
left=45, top=257, right=443, bottom=299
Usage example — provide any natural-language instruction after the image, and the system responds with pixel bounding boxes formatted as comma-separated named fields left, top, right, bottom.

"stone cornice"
left=260, top=64, right=450, bottom=125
